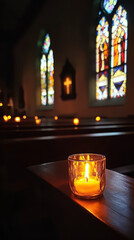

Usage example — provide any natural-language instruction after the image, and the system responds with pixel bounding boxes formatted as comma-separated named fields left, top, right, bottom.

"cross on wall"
left=64, top=77, right=72, bottom=95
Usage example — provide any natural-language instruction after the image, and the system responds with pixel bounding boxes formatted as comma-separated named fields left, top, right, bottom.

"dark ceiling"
left=0, top=0, right=46, bottom=45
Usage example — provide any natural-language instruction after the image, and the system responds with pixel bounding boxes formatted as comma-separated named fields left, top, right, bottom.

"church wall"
left=14, top=0, right=134, bottom=118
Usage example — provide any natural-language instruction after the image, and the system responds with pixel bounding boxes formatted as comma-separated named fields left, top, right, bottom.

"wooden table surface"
left=28, top=160, right=134, bottom=240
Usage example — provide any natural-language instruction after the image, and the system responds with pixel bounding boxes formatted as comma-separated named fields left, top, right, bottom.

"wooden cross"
left=64, top=77, right=72, bottom=94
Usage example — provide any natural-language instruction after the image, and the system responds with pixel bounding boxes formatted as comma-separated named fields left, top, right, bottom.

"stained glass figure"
left=103, top=0, right=118, bottom=14
left=111, top=6, right=128, bottom=98
left=40, top=34, right=54, bottom=106
left=96, top=17, right=109, bottom=100
left=40, top=55, right=47, bottom=105
left=47, top=50, right=54, bottom=105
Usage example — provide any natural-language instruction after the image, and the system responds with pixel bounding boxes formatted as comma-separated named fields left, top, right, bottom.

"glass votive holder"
left=68, top=153, right=106, bottom=199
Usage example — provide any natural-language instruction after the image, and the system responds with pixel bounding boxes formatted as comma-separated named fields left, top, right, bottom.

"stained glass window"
left=40, top=34, right=54, bottom=106
left=111, top=6, right=128, bottom=98
left=96, top=17, right=109, bottom=100
left=96, top=1, right=128, bottom=101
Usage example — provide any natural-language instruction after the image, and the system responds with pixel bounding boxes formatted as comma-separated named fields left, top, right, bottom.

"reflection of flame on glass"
left=23, top=115, right=27, bottom=119
left=0, top=102, right=3, bottom=107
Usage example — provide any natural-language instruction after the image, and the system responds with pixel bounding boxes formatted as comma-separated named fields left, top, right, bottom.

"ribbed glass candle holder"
left=68, top=153, right=106, bottom=199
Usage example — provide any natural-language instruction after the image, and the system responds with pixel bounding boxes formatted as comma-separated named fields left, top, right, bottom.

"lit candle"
left=95, top=116, right=101, bottom=122
left=3, top=115, right=8, bottom=122
left=35, top=119, right=41, bottom=124
left=14, top=117, right=21, bottom=122
left=74, top=162, right=100, bottom=195
left=8, top=115, right=11, bottom=120
left=23, top=115, right=27, bottom=119
left=73, top=118, right=79, bottom=126
left=54, top=115, right=58, bottom=120
left=68, top=153, right=106, bottom=199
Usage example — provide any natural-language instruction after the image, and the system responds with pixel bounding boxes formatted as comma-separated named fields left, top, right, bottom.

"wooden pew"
left=1, top=120, right=134, bottom=139
left=1, top=130, right=134, bottom=172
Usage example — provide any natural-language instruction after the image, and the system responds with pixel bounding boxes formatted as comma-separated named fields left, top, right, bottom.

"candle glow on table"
left=68, top=153, right=106, bottom=199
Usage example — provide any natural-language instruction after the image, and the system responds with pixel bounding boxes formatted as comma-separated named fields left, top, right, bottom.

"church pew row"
left=1, top=123, right=134, bottom=139
left=1, top=130, right=134, bottom=179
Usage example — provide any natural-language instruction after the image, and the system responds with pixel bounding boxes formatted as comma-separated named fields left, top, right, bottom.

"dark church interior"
left=1, top=0, right=134, bottom=239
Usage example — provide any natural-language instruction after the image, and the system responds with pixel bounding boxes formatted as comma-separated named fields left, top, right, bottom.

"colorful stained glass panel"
left=42, top=34, right=50, bottom=54
left=40, top=34, right=54, bottom=106
left=96, top=17, right=109, bottom=73
left=96, top=72, right=108, bottom=100
left=110, top=65, right=127, bottom=98
left=47, top=50, right=54, bottom=105
left=41, top=54, right=47, bottom=105
left=111, top=6, right=128, bottom=98
left=103, top=0, right=118, bottom=14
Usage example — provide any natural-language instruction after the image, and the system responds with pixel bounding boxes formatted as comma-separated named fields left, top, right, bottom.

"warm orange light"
left=23, top=115, right=27, bottom=119
left=54, top=116, right=58, bottom=120
left=35, top=118, right=41, bottom=125
left=8, top=115, right=11, bottom=120
left=0, top=102, right=3, bottom=107
left=3, top=115, right=8, bottom=122
left=64, top=77, right=72, bottom=94
left=14, top=117, right=21, bottom=122
left=68, top=153, right=106, bottom=199
left=95, top=116, right=101, bottom=122
left=73, top=118, right=79, bottom=126
left=35, top=116, right=38, bottom=120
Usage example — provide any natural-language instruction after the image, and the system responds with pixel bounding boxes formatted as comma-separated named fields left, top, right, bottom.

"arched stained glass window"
left=96, top=17, right=109, bottom=100
left=40, top=34, right=54, bottom=106
left=96, top=0, right=128, bottom=101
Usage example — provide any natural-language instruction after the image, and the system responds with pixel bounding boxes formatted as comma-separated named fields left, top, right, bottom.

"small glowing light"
left=64, top=77, right=72, bottom=95
left=54, top=116, right=58, bottom=120
left=0, top=102, right=3, bottom=107
left=8, top=115, right=11, bottom=120
left=35, top=116, right=38, bottom=120
left=95, top=116, right=101, bottom=122
left=3, top=115, right=8, bottom=122
left=23, top=115, right=27, bottom=119
left=14, top=117, right=21, bottom=122
left=35, top=119, right=41, bottom=125
left=73, top=118, right=79, bottom=126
